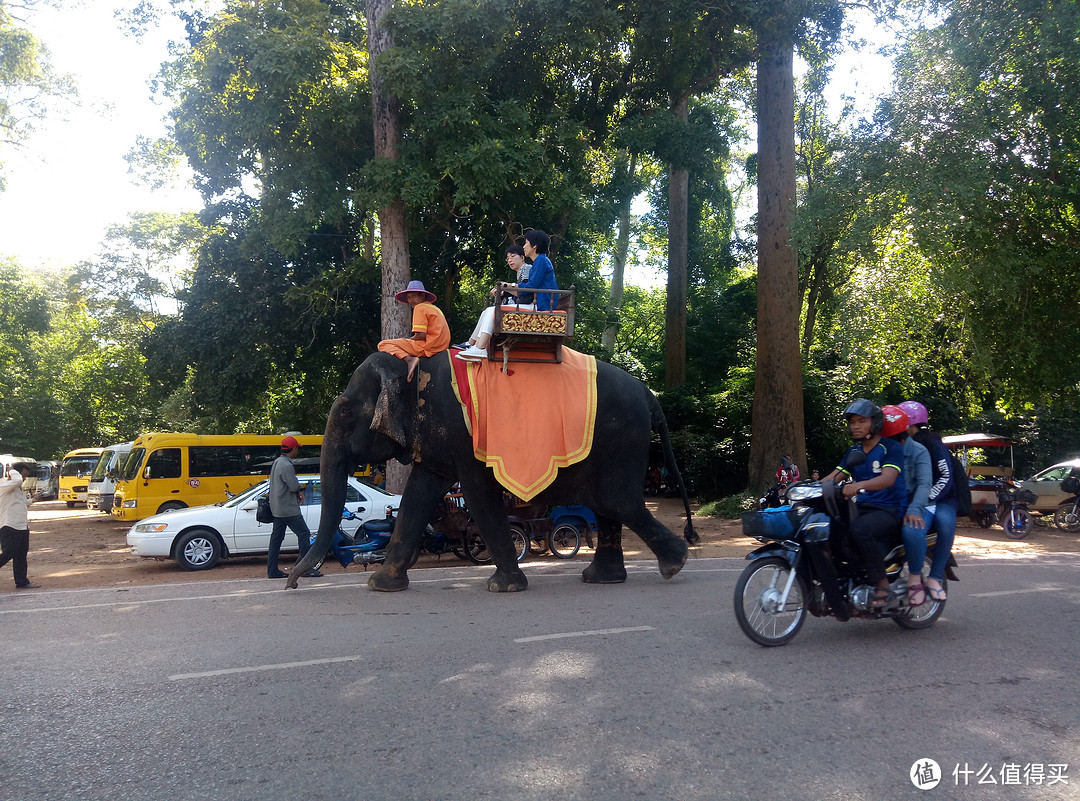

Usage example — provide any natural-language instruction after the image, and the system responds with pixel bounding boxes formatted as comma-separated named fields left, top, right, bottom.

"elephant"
left=286, top=351, right=698, bottom=593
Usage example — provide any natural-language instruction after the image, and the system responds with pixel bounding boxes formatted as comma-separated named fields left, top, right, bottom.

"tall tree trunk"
left=665, top=96, right=689, bottom=389
left=367, top=0, right=411, bottom=493
left=602, top=151, right=636, bottom=357
left=747, top=36, right=806, bottom=490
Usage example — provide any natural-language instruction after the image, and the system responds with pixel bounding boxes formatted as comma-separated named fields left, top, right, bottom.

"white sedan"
left=127, top=475, right=401, bottom=570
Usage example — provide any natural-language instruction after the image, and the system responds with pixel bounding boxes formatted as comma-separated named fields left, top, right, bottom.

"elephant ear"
left=370, top=361, right=409, bottom=448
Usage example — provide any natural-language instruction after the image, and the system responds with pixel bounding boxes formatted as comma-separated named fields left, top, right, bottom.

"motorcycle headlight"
left=786, top=483, right=823, bottom=502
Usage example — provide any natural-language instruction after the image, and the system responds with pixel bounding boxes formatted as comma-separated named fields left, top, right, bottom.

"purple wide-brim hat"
left=394, top=280, right=436, bottom=303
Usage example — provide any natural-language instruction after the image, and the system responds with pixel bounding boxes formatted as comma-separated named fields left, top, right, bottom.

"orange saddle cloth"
left=447, top=347, right=598, bottom=501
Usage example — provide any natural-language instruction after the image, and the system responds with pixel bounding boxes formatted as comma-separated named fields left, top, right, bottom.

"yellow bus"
left=111, top=433, right=324, bottom=522
left=59, top=448, right=106, bottom=507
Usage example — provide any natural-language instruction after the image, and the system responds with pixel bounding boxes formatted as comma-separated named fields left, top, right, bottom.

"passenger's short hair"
left=505, top=244, right=525, bottom=257
left=523, top=229, right=549, bottom=254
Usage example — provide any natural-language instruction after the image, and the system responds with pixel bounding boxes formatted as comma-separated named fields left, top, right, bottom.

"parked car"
left=1020, top=459, right=1080, bottom=513
left=127, top=474, right=402, bottom=570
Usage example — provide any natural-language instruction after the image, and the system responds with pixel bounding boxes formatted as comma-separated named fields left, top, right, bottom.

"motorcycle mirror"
left=845, top=449, right=867, bottom=470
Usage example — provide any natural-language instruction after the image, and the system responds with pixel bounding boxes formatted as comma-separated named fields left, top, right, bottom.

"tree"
left=875, top=0, right=1080, bottom=408
left=0, top=0, right=73, bottom=189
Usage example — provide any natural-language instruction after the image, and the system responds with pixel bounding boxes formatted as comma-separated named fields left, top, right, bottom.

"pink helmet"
left=898, top=400, right=928, bottom=427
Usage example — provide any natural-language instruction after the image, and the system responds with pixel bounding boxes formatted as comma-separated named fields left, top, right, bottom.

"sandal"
left=926, top=580, right=947, bottom=602
left=871, top=585, right=890, bottom=609
left=907, top=581, right=926, bottom=607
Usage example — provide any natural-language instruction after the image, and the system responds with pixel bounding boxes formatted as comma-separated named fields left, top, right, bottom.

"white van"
left=86, top=442, right=134, bottom=513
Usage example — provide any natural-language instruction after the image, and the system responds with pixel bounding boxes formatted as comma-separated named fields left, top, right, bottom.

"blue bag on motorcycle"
left=741, top=506, right=798, bottom=540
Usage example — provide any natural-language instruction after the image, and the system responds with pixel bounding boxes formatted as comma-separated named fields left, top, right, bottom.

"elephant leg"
left=581, top=516, right=628, bottom=584
left=459, top=475, right=528, bottom=593
left=620, top=505, right=688, bottom=580
left=369, top=470, right=452, bottom=593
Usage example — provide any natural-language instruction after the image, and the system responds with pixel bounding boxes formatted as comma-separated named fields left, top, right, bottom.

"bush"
left=698, top=492, right=758, bottom=519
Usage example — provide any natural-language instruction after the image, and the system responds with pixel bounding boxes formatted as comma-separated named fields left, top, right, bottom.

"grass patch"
left=698, top=492, right=758, bottom=519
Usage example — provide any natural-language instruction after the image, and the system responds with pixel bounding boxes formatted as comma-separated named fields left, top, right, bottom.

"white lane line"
left=169, top=655, right=364, bottom=681
left=515, top=625, right=654, bottom=643
left=969, top=586, right=1061, bottom=598
left=0, top=583, right=350, bottom=615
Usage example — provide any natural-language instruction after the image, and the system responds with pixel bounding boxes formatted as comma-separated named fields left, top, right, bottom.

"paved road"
left=1, top=555, right=1078, bottom=801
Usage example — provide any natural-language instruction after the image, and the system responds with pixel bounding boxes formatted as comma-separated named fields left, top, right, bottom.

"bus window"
left=189, top=446, right=246, bottom=477
left=145, top=449, right=182, bottom=479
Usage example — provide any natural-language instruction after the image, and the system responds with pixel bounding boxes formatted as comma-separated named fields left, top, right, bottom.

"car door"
left=1023, top=464, right=1077, bottom=512
left=230, top=487, right=274, bottom=553
left=301, top=480, right=368, bottom=541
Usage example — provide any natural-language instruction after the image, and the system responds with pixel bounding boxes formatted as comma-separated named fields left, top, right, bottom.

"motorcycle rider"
left=899, top=400, right=958, bottom=602
left=824, top=400, right=908, bottom=609
left=882, top=405, right=933, bottom=607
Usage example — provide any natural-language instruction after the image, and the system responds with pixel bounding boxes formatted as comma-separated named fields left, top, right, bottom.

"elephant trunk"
left=286, top=427, right=352, bottom=588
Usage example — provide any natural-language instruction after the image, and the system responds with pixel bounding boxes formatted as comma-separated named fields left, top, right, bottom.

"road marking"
left=969, top=586, right=1061, bottom=598
left=169, top=655, right=364, bottom=681
left=514, top=625, right=654, bottom=643
left=0, top=583, right=349, bottom=615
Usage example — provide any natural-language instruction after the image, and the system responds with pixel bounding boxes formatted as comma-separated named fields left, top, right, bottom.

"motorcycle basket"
left=741, top=507, right=798, bottom=540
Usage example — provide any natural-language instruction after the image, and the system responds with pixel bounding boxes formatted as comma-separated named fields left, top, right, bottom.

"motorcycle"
left=758, top=482, right=787, bottom=510
left=1054, top=474, right=1080, bottom=533
left=734, top=476, right=959, bottom=647
left=974, top=477, right=1037, bottom=539
left=317, top=506, right=406, bottom=570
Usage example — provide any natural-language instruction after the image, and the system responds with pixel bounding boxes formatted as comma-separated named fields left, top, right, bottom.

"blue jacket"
left=518, top=253, right=558, bottom=310
left=900, top=436, right=932, bottom=518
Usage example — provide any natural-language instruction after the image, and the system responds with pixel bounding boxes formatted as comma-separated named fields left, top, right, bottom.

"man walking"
left=0, top=462, right=41, bottom=589
left=266, top=436, right=322, bottom=579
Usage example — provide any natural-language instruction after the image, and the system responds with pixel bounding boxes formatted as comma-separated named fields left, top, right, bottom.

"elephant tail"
left=649, top=395, right=699, bottom=545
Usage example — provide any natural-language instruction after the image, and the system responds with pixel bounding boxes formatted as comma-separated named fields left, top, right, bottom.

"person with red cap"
left=266, top=435, right=321, bottom=579
left=377, top=280, right=450, bottom=381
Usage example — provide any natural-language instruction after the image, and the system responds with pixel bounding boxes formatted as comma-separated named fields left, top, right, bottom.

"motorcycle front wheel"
left=733, top=556, right=808, bottom=647
left=510, top=524, right=529, bottom=562
left=1003, top=507, right=1033, bottom=539
left=1054, top=502, right=1080, bottom=533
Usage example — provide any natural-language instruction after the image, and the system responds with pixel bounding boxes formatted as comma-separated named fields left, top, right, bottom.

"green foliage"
left=698, top=492, right=756, bottom=519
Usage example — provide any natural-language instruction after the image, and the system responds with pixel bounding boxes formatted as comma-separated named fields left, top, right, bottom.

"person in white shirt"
left=0, top=462, right=41, bottom=589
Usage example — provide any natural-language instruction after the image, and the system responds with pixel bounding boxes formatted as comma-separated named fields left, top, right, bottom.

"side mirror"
left=845, top=449, right=867, bottom=470
left=143, top=466, right=152, bottom=480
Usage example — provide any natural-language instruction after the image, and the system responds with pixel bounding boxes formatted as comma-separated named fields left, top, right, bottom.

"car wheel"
left=158, top=501, right=187, bottom=514
left=174, top=528, right=223, bottom=571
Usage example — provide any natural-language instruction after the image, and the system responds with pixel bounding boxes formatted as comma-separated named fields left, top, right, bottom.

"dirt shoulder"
left=10, top=498, right=1080, bottom=592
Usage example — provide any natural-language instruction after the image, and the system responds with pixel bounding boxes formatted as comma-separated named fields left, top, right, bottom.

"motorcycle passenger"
left=882, top=405, right=932, bottom=607
left=899, top=400, right=958, bottom=602
left=824, top=399, right=908, bottom=609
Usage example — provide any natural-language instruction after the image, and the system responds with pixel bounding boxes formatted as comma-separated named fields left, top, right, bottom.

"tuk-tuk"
left=941, top=433, right=1018, bottom=522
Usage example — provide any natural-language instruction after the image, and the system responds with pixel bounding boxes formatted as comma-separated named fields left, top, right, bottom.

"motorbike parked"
left=734, top=477, right=959, bottom=646
left=1055, top=474, right=1080, bottom=533
left=973, top=476, right=1037, bottom=539
left=758, top=482, right=787, bottom=510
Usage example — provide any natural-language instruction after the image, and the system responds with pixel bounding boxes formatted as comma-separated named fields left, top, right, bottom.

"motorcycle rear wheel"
left=1003, top=508, right=1033, bottom=539
left=462, top=528, right=492, bottom=565
left=1054, top=502, right=1080, bottom=533
left=733, top=556, right=808, bottom=647
left=894, top=555, right=946, bottom=630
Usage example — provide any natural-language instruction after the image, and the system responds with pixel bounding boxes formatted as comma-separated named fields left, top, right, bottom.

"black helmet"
left=843, top=398, right=883, bottom=435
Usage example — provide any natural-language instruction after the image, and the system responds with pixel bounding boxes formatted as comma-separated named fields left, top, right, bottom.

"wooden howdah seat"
left=486, top=282, right=575, bottom=370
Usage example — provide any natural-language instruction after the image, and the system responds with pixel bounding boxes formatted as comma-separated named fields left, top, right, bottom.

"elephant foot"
left=368, top=570, right=410, bottom=592
left=655, top=537, right=689, bottom=580
left=581, top=561, right=628, bottom=584
left=486, top=568, right=528, bottom=593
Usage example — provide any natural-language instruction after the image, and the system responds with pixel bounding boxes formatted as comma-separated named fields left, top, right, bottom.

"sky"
left=0, top=4, right=898, bottom=276
left=0, top=2, right=201, bottom=271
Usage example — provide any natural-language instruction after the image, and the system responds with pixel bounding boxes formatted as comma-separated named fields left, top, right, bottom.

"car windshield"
left=1032, top=464, right=1078, bottom=481
left=224, top=480, right=272, bottom=507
